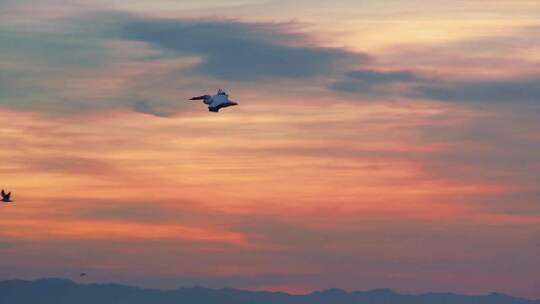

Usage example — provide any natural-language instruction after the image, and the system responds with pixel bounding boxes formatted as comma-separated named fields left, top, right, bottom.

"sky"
left=1, top=0, right=540, bottom=299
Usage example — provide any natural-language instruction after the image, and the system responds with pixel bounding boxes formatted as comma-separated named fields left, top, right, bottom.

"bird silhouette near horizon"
left=1, top=189, right=12, bottom=203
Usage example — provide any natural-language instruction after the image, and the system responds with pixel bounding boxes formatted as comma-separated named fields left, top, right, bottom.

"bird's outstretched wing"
left=1, top=190, right=5, bottom=197
left=189, top=95, right=211, bottom=101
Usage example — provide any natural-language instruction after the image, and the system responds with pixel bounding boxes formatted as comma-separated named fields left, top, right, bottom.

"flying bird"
left=1, top=190, right=12, bottom=203
left=189, top=89, right=239, bottom=112
left=80, top=273, right=87, bottom=277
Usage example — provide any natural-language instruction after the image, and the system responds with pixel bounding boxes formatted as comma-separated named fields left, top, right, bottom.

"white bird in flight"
left=189, top=89, right=239, bottom=112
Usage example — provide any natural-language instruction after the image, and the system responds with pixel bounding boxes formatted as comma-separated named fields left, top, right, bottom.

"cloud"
left=74, top=202, right=176, bottom=222
left=330, top=24, right=540, bottom=103
left=0, top=29, right=109, bottom=67
left=9, top=156, right=115, bottom=175
left=346, top=70, right=422, bottom=83
left=0, top=26, right=123, bottom=113
left=416, top=79, right=540, bottom=103
left=1, top=14, right=369, bottom=116
left=332, top=68, right=540, bottom=103
left=120, top=19, right=368, bottom=80
left=0, top=241, right=15, bottom=249
left=330, top=69, right=422, bottom=94
left=133, top=100, right=172, bottom=117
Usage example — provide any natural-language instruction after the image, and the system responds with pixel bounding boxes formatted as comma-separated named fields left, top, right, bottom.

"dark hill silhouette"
left=0, top=278, right=538, bottom=304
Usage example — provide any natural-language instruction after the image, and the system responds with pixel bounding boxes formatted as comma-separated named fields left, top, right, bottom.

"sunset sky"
left=1, top=0, right=540, bottom=299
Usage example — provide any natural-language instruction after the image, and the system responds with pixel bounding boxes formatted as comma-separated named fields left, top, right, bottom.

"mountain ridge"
left=0, top=278, right=538, bottom=304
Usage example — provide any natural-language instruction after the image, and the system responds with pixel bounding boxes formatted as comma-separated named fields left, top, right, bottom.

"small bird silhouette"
left=1, top=190, right=12, bottom=203
left=80, top=273, right=87, bottom=277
